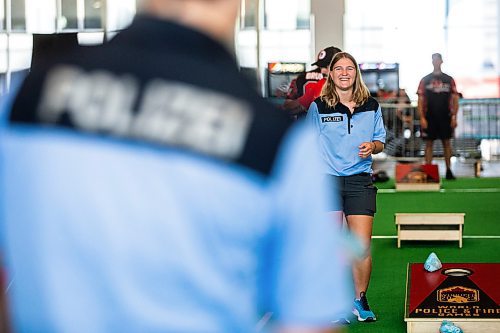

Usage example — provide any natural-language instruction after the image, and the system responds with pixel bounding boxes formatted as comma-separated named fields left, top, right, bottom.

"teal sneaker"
left=352, top=292, right=376, bottom=322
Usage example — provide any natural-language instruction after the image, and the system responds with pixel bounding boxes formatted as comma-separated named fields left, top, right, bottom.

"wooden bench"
left=395, top=182, right=440, bottom=191
left=395, top=213, right=465, bottom=248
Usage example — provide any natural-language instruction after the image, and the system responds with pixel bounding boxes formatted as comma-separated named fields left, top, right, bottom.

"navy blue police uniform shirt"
left=1, top=14, right=352, bottom=333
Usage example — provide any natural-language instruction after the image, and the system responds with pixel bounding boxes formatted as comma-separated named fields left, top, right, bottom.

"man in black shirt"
left=417, top=53, right=459, bottom=180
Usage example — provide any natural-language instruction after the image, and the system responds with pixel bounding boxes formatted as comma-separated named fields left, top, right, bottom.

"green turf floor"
left=373, top=177, right=500, bottom=236
left=347, top=177, right=500, bottom=333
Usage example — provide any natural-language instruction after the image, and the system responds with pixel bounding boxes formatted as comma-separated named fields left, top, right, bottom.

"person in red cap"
left=282, top=46, right=341, bottom=119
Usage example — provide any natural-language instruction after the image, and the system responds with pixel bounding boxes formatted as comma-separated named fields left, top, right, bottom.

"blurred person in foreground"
left=0, top=0, right=352, bottom=332
left=282, top=46, right=341, bottom=119
left=306, top=52, right=386, bottom=323
left=417, top=53, right=459, bottom=180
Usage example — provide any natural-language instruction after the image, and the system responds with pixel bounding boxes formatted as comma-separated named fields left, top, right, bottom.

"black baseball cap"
left=311, top=46, right=342, bottom=68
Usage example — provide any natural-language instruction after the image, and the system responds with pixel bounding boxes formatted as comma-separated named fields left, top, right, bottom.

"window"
left=61, top=0, right=78, bottom=30
left=241, top=0, right=258, bottom=29
left=345, top=0, right=499, bottom=99
left=0, top=0, right=125, bottom=95
left=11, top=0, right=26, bottom=31
left=84, top=0, right=102, bottom=29
left=264, top=0, right=310, bottom=30
left=1, top=0, right=5, bottom=31
left=296, top=0, right=310, bottom=29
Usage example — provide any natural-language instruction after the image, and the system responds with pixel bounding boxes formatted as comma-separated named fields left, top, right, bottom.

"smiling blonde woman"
left=306, top=51, right=387, bottom=324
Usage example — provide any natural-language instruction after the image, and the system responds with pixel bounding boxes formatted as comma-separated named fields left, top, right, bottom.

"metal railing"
left=456, top=99, right=500, bottom=140
left=380, top=98, right=500, bottom=160
left=380, top=102, right=423, bottom=158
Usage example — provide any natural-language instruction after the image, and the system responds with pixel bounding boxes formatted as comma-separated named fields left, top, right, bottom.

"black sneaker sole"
left=359, top=317, right=376, bottom=322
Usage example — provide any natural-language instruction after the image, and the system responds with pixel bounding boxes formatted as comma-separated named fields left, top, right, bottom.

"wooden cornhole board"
left=405, top=263, right=500, bottom=333
left=395, top=163, right=440, bottom=191
left=395, top=213, right=465, bottom=248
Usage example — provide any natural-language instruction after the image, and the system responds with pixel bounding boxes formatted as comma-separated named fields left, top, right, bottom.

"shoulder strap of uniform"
left=355, top=97, right=379, bottom=113
left=314, top=97, right=329, bottom=114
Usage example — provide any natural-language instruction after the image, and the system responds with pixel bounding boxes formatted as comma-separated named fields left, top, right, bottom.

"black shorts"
left=424, top=116, right=452, bottom=140
left=326, top=173, right=378, bottom=216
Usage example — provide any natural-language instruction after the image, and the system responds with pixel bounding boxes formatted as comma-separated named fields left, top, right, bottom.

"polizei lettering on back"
left=37, top=65, right=253, bottom=159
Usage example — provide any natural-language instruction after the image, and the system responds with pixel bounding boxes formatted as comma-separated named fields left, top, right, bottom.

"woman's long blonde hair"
left=320, top=52, right=371, bottom=108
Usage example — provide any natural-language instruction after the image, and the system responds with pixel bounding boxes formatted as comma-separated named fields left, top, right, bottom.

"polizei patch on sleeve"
left=321, top=115, right=343, bottom=123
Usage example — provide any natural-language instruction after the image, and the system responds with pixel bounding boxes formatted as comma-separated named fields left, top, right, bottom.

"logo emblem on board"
left=437, top=286, right=479, bottom=303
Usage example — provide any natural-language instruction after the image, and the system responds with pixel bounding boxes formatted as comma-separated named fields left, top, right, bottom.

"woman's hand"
left=358, top=141, right=375, bottom=158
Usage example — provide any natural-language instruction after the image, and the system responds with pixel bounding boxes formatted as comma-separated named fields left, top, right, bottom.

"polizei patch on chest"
left=321, top=115, right=343, bottom=123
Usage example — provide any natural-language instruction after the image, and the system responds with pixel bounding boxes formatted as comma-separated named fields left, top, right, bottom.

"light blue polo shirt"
left=0, top=123, right=353, bottom=333
left=1, top=17, right=353, bottom=332
left=306, top=97, right=386, bottom=176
